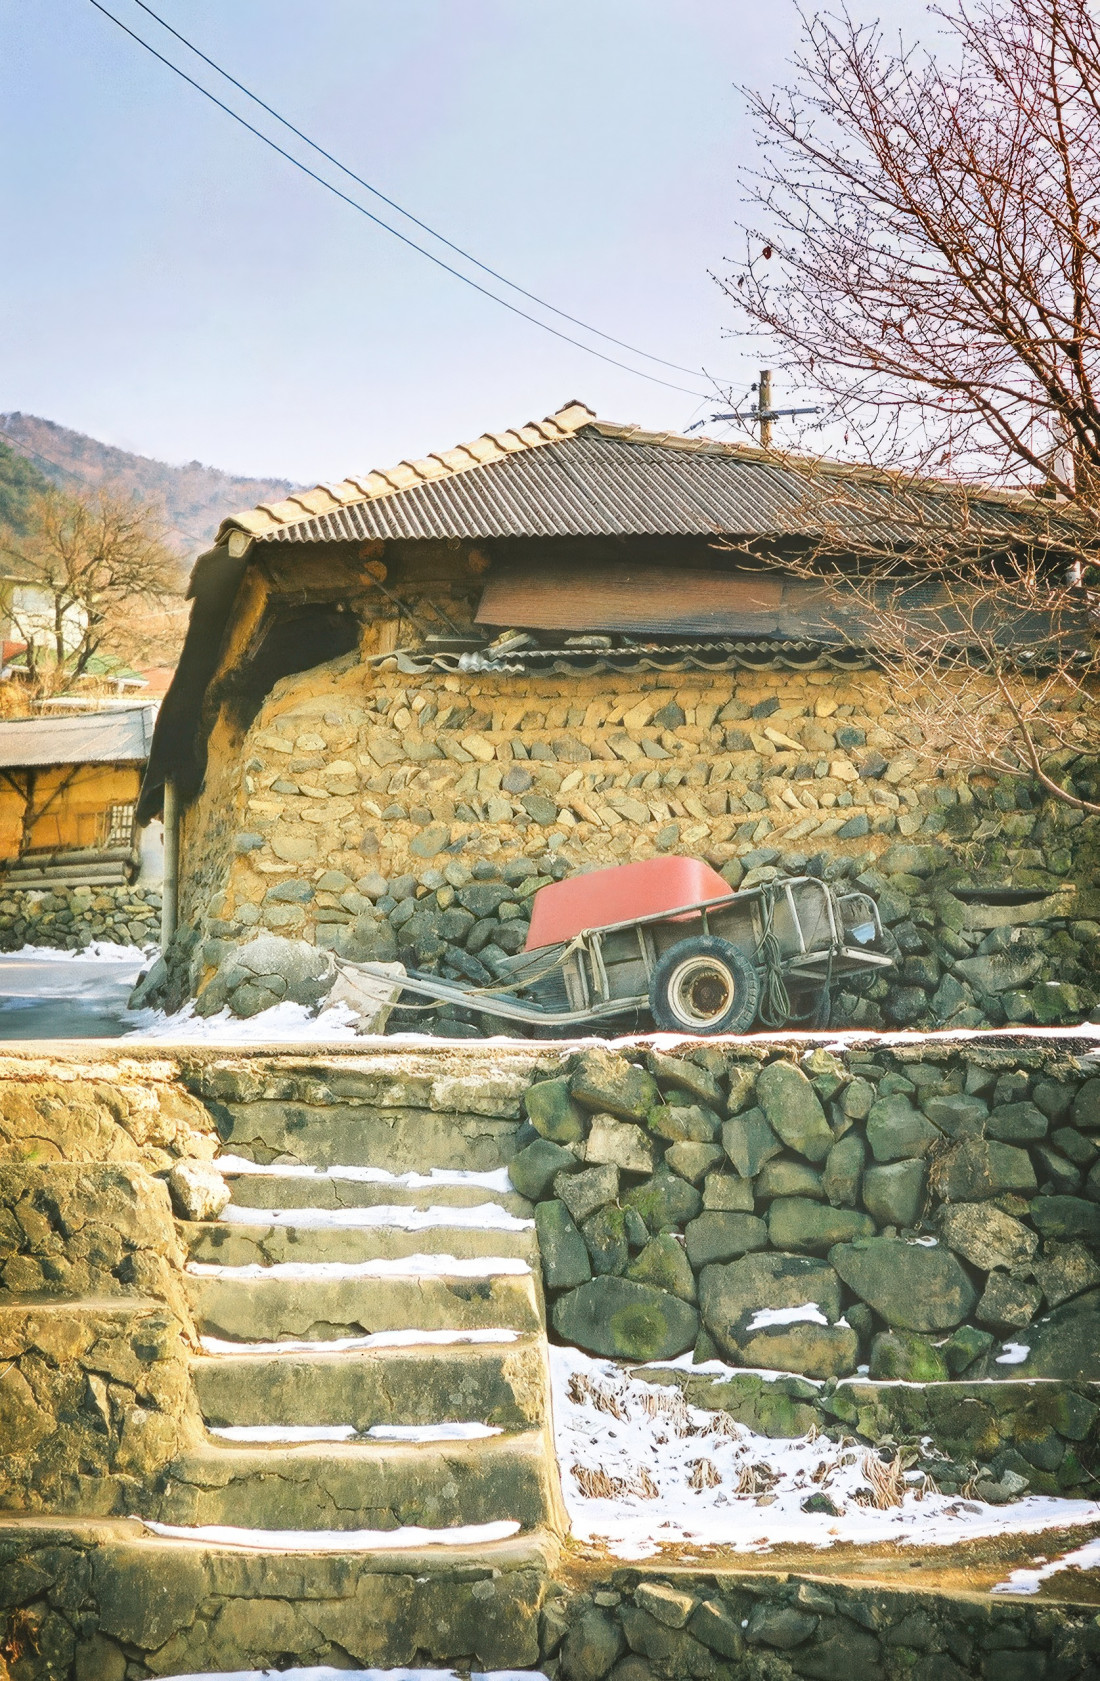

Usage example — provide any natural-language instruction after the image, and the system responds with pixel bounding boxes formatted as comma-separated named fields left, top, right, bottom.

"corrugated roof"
left=0, top=705, right=156, bottom=769
left=218, top=403, right=1088, bottom=552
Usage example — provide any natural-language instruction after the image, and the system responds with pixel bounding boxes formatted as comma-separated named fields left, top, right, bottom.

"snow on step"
left=219, top=1203, right=532, bottom=1231
left=199, top=1329, right=522, bottom=1355
left=367, top=1423, right=503, bottom=1442
left=187, top=1257, right=531, bottom=1280
left=994, top=1535, right=1100, bottom=1595
left=140, top=1518, right=522, bottom=1550
left=205, top=1423, right=504, bottom=1443
left=217, top=1156, right=514, bottom=1191
left=209, top=1425, right=358, bottom=1443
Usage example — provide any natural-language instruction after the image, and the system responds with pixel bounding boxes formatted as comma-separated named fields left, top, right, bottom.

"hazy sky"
left=1, top=0, right=930, bottom=483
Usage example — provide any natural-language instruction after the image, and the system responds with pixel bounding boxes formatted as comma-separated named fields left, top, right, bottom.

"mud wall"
left=167, top=653, right=1100, bottom=1030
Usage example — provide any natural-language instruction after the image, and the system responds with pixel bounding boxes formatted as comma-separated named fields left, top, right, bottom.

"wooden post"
left=160, top=778, right=179, bottom=949
left=759, top=370, right=773, bottom=449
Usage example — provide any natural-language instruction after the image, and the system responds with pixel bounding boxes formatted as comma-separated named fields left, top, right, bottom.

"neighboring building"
left=138, top=402, right=1100, bottom=1030
left=0, top=703, right=157, bottom=887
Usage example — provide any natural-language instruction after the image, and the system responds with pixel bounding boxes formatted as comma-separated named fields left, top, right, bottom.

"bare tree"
left=1, top=486, right=179, bottom=690
left=725, top=0, right=1100, bottom=500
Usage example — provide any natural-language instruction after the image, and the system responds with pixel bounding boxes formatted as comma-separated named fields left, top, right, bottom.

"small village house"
left=137, top=402, right=1100, bottom=1030
left=0, top=703, right=157, bottom=887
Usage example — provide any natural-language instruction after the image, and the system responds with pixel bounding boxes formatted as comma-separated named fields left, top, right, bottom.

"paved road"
left=0, top=950, right=147, bottom=1038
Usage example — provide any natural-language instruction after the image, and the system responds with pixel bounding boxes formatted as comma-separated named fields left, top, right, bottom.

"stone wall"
left=513, top=1043, right=1100, bottom=1394
left=538, top=1567, right=1100, bottom=1680
left=159, top=652, right=1100, bottom=1031
left=0, top=881, right=161, bottom=953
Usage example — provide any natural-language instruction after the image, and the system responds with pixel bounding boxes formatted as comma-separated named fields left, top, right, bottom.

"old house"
left=137, top=402, right=1100, bottom=1030
left=0, top=704, right=156, bottom=886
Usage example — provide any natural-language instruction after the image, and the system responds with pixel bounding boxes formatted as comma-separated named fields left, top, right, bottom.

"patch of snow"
left=139, top=1518, right=522, bottom=1550
left=993, top=1535, right=1100, bottom=1595
left=208, top=1425, right=356, bottom=1443
left=551, top=1345, right=1100, bottom=1559
left=199, top=1329, right=522, bottom=1355
left=367, top=1423, right=503, bottom=1442
left=5, top=941, right=151, bottom=962
left=746, top=1304, right=828, bottom=1331
left=187, top=1256, right=529, bottom=1280
left=220, top=1203, right=532, bottom=1232
left=128, top=998, right=363, bottom=1042
left=641, top=1350, right=823, bottom=1385
left=216, top=1158, right=514, bottom=1193
left=997, top=1343, right=1031, bottom=1365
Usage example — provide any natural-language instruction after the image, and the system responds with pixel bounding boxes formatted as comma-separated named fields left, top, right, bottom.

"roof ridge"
left=220, top=400, right=598, bottom=543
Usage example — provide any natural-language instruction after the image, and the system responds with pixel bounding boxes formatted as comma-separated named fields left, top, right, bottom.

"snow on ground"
left=993, top=1535, right=1100, bottom=1594
left=3, top=941, right=151, bottom=963
left=551, top=1345, right=1100, bottom=1560
left=220, top=1202, right=532, bottom=1231
left=187, top=1256, right=529, bottom=1281
left=140, top=1518, right=521, bottom=1551
left=159, top=1669, right=545, bottom=1681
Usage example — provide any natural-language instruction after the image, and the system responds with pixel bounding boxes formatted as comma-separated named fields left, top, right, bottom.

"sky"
left=1, top=0, right=931, bottom=484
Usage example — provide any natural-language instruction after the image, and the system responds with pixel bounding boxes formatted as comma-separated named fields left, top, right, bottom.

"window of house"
left=105, top=802, right=136, bottom=849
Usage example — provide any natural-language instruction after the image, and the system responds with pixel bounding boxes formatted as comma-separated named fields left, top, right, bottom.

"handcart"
left=343, top=855, right=893, bottom=1036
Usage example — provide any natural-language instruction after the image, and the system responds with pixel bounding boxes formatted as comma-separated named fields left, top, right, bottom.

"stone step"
left=216, top=1100, right=521, bottom=1173
left=183, top=1218, right=537, bottom=1269
left=185, top=1266, right=542, bottom=1343
left=221, top=1166, right=531, bottom=1215
left=0, top=1514, right=554, bottom=1672
left=192, top=1334, right=549, bottom=1430
left=158, top=1430, right=556, bottom=1533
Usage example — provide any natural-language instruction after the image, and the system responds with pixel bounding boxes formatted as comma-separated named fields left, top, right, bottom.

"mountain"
left=0, top=412, right=297, bottom=560
left=0, top=440, right=51, bottom=538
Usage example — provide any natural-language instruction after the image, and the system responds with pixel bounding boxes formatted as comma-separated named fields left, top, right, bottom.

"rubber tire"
left=649, top=935, right=760, bottom=1035
left=788, top=983, right=832, bottom=1030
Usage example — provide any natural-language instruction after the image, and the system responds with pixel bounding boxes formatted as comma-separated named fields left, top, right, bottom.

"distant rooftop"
left=0, top=704, right=157, bottom=769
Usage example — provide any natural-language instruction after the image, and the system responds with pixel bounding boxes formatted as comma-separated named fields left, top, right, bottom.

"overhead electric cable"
left=128, top=0, right=714, bottom=384
left=86, top=0, right=719, bottom=401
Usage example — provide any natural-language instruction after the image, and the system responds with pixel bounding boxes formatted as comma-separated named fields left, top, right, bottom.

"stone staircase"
left=0, top=1051, right=563, bottom=1676
left=169, top=1139, right=563, bottom=1544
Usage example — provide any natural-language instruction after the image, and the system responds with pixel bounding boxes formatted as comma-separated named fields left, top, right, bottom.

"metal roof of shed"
left=219, top=402, right=1088, bottom=553
left=0, top=705, right=156, bottom=770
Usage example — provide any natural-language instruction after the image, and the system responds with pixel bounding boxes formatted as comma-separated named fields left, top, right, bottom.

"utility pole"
left=758, top=369, right=773, bottom=449
left=685, top=372, right=818, bottom=444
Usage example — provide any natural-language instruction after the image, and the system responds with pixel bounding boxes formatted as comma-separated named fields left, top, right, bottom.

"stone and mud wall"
left=152, top=651, right=1100, bottom=1030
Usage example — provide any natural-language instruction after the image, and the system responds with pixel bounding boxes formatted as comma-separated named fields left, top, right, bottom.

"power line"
left=0, top=427, right=87, bottom=483
left=85, top=0, right=721, bottom=402
left=128, top=0, right=715, bottom=385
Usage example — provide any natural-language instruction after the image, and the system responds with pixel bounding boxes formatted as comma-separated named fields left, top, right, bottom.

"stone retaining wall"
left=640, top=1365, right=1100, bottom=1500
left=540, top=1566, right=1100, bottom=1680
left=512, top=1043, right=1100, bottom=1389
left=161, top=656, right=1100, bottom=1029
left=0, top=882, right=161, bottom=953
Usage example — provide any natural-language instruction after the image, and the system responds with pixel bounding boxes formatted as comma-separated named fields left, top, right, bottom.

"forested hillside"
left=0, top=441, right=50, bottom=537
left=0, top=412, right=296, bottom=558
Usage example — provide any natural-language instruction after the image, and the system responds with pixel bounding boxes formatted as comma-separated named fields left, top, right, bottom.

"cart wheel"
left=649, top=935, right=760, bottom=1035
left=788, top=983, right=831, bottom=1030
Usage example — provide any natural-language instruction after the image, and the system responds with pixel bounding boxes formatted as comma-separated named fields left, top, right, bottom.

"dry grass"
left=688, top=1457, right=722, bottom=1490
left=571, top=1462, right=660, bottom=1501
